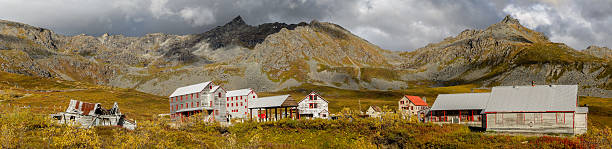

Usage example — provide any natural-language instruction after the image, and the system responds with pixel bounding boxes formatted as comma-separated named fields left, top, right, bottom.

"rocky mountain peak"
left=227, top=15, right=247, bottom=26
left=501, top=15, right=521, bottom=25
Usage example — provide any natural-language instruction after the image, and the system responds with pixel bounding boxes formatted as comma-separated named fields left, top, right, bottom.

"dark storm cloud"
left=0, top=0, right=610, bottom=51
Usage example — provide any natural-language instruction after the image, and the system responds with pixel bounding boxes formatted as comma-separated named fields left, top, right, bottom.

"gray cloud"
left=0, top=0, right=609, bottom=51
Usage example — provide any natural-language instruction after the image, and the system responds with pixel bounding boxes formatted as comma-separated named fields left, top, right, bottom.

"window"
left=309, top=103, right=313, bottom=108
left=253, top=96, right=255, bottom=98
left=400, top=101, right=404, bottom=104
left=210, top=86, right=212, bottom=89
left=231, top=103, right=234, bottom=107
left=215, top=110, right=218, bottom=115
left=231, top=97, right=233, bottom=101
left=227, top=97, right=229, bottom=101
left=210, top=101, right=212, bottom=106
left=240, top=96, right=243, bottom=100
left=181, top=95, right=183, bottom=101
left=227, top=103, right=229, bottom=107
left=241, top=102, right=243, bottom=106
left=410, top=107, right=413, bottom=110
left=186, top=103, right=189, bottom=108
left=191, top=94, right=193, bottom=99
left=197, top=102, right=200, bottom=107
left=191, top=102, right=194, bottom=108
left=197, top=93, right=199, bottom=98
left=218, top=92, right=221, bottom=97
left=181, top=104, right=184, bottom=109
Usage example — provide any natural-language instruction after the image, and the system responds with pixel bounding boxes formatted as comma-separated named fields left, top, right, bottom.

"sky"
left=0, top=0, right=610, bottom=51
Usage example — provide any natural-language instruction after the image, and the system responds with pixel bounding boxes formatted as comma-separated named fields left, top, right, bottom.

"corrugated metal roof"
left=226, top=88, right=252, bottom=97
left=430, top=93, right=490, bottom=111
left=405, top=95, right=428, bottom=106
left=482, top=85, right=578, bottom=113
left=248, top=94, right=296, bottom=108
left=169, top=81, right=212, bottom=97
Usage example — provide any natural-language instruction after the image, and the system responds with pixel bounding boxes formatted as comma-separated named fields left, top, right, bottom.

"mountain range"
left=0, top=15, right=610, bottom=97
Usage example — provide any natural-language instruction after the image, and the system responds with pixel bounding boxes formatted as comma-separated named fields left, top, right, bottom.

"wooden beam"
left=275, top=108, right=278, bottom=121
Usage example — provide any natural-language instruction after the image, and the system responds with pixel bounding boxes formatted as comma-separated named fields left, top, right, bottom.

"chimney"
left=422, top=97, right=427, bottom=103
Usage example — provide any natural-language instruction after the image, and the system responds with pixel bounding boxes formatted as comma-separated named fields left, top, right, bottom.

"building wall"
left=169, top=83, right=213, bottom=114
left=211, top=89, right=227, bottom=122
left=297, top=93, right=329, bottom=119
left=428, top=110, right=483, bottom=127
left=574, top=113, right=587, bottom=134
left=226, top=91, right=257, bottom=119
left=485, top=112, right=579, bottom=134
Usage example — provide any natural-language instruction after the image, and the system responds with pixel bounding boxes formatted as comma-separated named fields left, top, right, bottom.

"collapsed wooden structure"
left=50, top=100, right=136, bottom=130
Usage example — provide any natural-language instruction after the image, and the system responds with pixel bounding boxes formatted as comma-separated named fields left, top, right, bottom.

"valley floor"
left=1, top=71, right=611, bottom=148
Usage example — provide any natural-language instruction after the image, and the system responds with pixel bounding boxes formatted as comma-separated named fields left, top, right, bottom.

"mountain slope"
left=0, top=15, right=610, bottom=97
left=398, top=15, right=610, bottom=97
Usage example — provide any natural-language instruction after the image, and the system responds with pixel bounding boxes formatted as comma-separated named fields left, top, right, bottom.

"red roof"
left=404, top=95, right=428, bottom=106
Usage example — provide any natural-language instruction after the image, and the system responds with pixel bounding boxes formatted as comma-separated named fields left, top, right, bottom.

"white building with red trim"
left=398, top=95, right=429, bottom=116
left=297, top=92, right=329, bottom=119
left=225, top=88, right=258, bottom=119
left=168, top=81, right=228, bottom=122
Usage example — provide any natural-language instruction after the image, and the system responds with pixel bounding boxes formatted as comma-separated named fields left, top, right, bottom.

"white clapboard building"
left=168, top=81, right=228, bottom=122
left=297, top=91, right=329, bottom=119
left=225, top=88, right=258, bottom=119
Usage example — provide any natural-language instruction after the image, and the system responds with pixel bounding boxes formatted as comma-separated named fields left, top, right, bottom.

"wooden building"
left=168, top=81, right=228, bottom=122
left=51, top=100, right=136, bottom=130
left=398, top=95, right=428, bottom=116
left=297, top=92, right=330, bottom=119
left=366, top=106, right=383, bottom=118
left=247, top=94, right=298, bottom=122
left=225, top=88, right=258, bottom=119
left=428, top=93, right=490, bottom=127
left=483, top=85, right=588, bottom=134
left=427, top=85, right=588, bottom=135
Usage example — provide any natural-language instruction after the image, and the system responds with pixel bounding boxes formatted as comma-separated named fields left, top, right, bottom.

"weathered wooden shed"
left=248, top=94, right=298, bottom=122
left=427, top=93, right=490, bottom=127
left=483, top=85, right=588, bottom=134
left=366, top=106, right=383, bottom=118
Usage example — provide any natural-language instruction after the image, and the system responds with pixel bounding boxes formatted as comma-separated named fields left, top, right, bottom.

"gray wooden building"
left=427, top=85, right=588, bottom=134
left=483, top=85, right=588, bottom=134
left=428, top=93, right=490, bottom=127
left=169, top=81, right=228, bottom=123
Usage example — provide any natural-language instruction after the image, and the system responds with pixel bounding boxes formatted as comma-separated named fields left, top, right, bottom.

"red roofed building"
left=398, top=95, right=429, bottom=116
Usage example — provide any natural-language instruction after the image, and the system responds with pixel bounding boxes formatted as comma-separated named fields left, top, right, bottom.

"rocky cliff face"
left=0, top=15, right=610, bottom=97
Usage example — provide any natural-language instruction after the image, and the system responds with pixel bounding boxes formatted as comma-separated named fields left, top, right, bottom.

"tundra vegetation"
left=0, top=105, right=611, bottom=148
left=1, top=72, right=611, bottom=148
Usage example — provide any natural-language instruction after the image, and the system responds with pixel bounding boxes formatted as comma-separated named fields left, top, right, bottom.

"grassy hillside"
left=0, top=72, right=167, bottom=120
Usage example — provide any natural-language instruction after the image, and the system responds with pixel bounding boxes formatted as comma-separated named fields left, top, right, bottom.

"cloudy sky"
left=0, top=0, right=610, bottom=51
